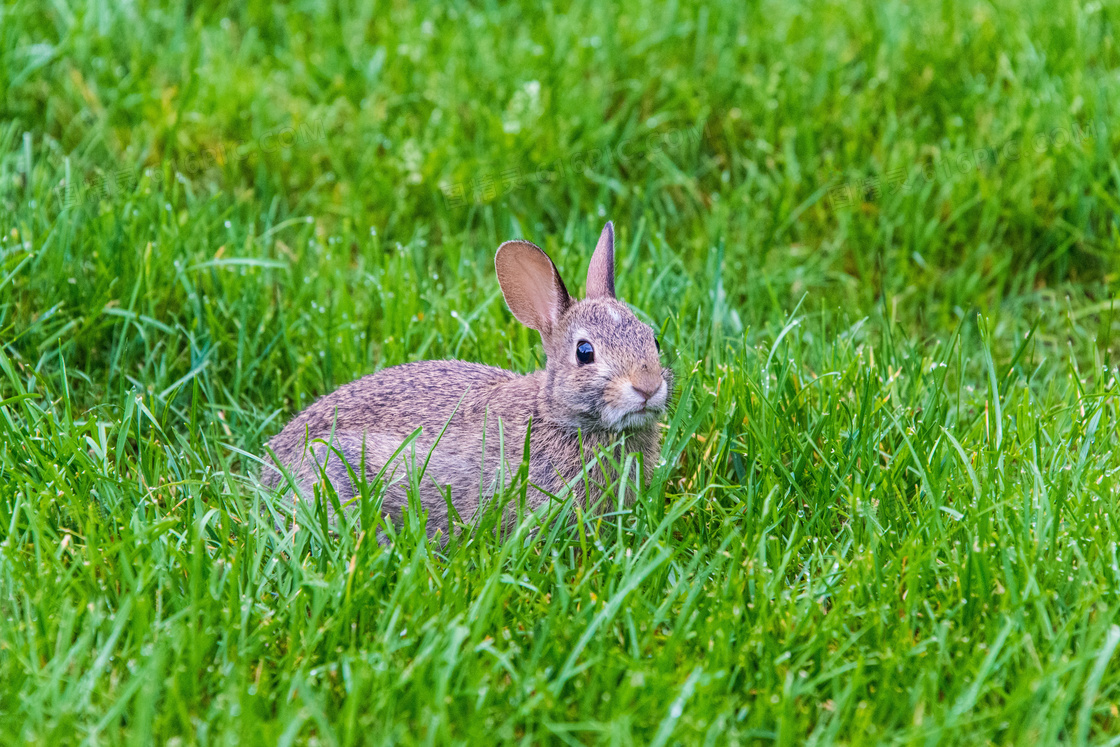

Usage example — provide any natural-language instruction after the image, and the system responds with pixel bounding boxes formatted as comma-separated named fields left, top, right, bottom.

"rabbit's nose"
left=631, top=372, right=663, bottom=401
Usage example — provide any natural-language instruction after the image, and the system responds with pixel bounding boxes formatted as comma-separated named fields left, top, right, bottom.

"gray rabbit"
left=261, top=222, right=672, bottom=537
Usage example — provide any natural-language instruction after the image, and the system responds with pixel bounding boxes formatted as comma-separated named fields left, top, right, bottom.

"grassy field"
left=2, top=0, right=1120, bottom=743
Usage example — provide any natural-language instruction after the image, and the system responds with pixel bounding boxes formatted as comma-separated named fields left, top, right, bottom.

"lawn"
left=2, top=0, right=1120, bottom=743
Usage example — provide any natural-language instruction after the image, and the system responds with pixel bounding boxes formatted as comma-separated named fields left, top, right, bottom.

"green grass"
left=2, top=0, right=1120, bottom=743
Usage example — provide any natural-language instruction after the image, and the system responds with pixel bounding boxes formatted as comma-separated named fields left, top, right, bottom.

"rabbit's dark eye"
left=576, top=340, right=595, bottom=365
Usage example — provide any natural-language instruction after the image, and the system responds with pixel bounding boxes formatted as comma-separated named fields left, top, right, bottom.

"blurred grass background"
left=2, top=0, right=1120, bottom=743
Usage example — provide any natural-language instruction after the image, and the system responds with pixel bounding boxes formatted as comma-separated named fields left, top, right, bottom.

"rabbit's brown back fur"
left=261, top=222, right=671, bottom=539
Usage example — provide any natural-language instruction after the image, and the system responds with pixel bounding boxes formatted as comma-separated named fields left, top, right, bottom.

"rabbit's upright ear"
left=586, top=221, right=615, bottom=299
left=495, top=240, right=572, bottom=339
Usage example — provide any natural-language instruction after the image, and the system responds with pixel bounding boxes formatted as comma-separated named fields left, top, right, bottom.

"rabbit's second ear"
left=586, top=221, right=615, bottom=299
left=495, top=240, right=572, bottom=338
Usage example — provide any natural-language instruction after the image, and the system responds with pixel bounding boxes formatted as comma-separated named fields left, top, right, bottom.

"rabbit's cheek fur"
left=551, top=368, right=612, bottom=428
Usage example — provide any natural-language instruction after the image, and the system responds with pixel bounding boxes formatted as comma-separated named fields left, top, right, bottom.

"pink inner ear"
left=586, top=221, right=615, bottom=299
left=496, top=241, right=570, bottom=334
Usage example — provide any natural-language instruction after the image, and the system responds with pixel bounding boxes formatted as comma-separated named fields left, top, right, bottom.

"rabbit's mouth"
left=609, top=408, right=662, bottom=432
left=603, top=400, right=665, bottom=431
left=600, top=377, right=668, bottom=431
